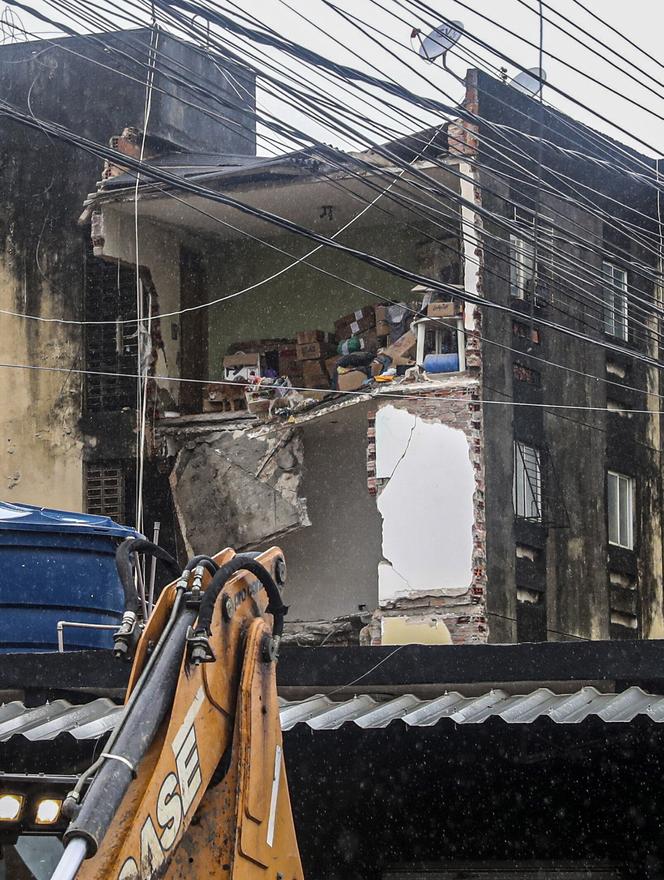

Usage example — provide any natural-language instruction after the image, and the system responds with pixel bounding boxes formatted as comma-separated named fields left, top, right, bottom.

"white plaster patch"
left=375, top=405, right=475, bottom=603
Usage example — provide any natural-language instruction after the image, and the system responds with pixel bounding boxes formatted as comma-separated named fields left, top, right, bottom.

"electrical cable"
left=2, top=75, right=660, bottom=358
left=0, top=358, right=662, bottom=415
left=5, top=4, right=664, bottom=354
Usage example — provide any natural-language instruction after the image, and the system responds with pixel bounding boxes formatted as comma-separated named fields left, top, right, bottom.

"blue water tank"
left=423, top=353, right=460, bottom=374
left=0, top=502, right=142, bottom=652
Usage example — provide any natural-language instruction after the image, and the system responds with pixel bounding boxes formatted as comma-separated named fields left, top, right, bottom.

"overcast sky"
left=2, top=0, right=662, bottom=159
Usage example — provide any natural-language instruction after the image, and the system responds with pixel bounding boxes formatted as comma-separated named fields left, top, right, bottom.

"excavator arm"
left=50, top=546, right=303, bottom=880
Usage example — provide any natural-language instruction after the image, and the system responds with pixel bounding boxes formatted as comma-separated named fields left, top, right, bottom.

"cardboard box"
left=296, top=340, right=336, bottom=361
left=337, top=369, right=368, bottom=392
left=334, top=305, right=375, bottom=339
left=325, top=355, right=339, bottom=379
left=374, top=305, right=390, bottom=336
left=427, top=301, right=463, bottom=319
left=223, top=352, right=261, bottom=382
left=380, top=330, right=417, bottom=367
left=358, top=329, right=379, bottom=353
left=296, top=329, right=333, bottom=345
left=278, top=346, right=298, bottom=377
left=302, top=359, right=331, bottom=389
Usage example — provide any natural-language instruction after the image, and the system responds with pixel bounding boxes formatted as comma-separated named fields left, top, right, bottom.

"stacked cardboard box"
left=334, top=306, right=375, bottom=340
left=374, top=304, right=390, bottom=337
left=295, top=330, right=336, bottom=389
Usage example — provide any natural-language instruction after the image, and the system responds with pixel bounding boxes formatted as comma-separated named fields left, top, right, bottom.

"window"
left=602, top=262, right=628, bottom=340
left=607, top=471, right=634, bottom=549
left=84, top=244, right=139, bottom=413
left=509, top=211, right=552, bottom=301
left=86, top=463, right=126, bottom=523
left=513, top=361, right=541, bottom=386
left=513, top=442, right=542, bottom=521
left=510, top=233, right=535, bottom=299
left=512, top=319, right=540, bottom=344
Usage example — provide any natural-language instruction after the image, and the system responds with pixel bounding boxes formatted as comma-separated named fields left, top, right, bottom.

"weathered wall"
left=476, top=70, right=661, bottom=643
left=0, top=32, right=255, bottom=512
left=278, top=402, right=383, bottom=622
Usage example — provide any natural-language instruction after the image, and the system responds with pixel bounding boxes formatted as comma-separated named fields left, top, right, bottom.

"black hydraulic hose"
left=115, top=538, right=180, bottom=614
left=184, top=554, right=220, bottom=576
left=63, top=599, right=197, bottom=855
left=196, top=555, right=287, bottom=641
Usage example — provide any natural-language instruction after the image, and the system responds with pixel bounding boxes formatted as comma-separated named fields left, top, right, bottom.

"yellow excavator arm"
left=50, top=546, right=303, bottom=880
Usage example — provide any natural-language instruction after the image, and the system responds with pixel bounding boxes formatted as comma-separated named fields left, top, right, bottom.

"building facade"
left=4, top=46, right=661, bottom=646
left=0, top=28, right=255, bottom=524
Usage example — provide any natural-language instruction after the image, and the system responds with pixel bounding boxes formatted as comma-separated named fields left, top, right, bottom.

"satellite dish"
left=510, top=67, right=547, bottom=97
left=411, top=21, right=464, bottom=62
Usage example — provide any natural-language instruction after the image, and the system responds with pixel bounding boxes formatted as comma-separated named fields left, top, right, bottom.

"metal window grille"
left=85, top=464, right=126, bottom=523
left=607, top=470, right=635, bottom=549
left=602, top=261, right=628, bottom=341
left=513, top=442, right=542, bottom=521
left=84, top=244, right=139, bottom=413
left=510, top=209, right=553, bottom=302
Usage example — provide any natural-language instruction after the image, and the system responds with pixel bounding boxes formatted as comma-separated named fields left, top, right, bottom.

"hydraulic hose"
left=195, top=554, right=287, bottom=641
left=62, top=598, right=197, bottom=856
left=115, top=538, right=180, bottom=614
left=183, top=554, right=220, bottom=576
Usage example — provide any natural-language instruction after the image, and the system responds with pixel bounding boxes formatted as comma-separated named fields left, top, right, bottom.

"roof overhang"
left=91, top=158, right=463, bottom=243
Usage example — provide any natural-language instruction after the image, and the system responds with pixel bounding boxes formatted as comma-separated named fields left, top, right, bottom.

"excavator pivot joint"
left=261, top=634, right=280, bottom=664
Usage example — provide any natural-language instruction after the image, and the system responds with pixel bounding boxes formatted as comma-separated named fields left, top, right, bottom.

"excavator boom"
left=50, top=546, right=303, bottom=880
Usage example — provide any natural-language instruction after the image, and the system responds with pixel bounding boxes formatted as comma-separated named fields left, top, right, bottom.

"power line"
left=3, top=91, right=664, bottom=377
left=5, top=2, right=664, bottom=354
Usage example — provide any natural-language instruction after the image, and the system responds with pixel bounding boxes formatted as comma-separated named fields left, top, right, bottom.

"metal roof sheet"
left=2, top=687, right=664, bottom=743
left=279, top=687, right=664, bottom=730
left=0, top=699, right=123, bottom=742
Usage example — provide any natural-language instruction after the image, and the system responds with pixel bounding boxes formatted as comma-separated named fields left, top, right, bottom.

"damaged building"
left=80, top=69, right=662, bottom=648
left=3, top=33, right=661, bottom=648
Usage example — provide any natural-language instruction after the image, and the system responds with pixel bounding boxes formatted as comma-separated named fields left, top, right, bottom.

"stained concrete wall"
left=476, top=70, right=661, bottom=643
left=0, top=31, right=254, bottom=512
left=278, top=402, right=383, bottom=621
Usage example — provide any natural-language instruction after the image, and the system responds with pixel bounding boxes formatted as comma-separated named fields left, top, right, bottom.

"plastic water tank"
left=0, top=502, right=142, bottom=652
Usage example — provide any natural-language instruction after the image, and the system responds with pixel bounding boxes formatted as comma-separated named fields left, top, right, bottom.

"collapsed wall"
left=364, top=378, right=487, bottom=646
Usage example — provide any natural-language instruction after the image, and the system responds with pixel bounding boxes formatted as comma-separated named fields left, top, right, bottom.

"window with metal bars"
left=85, top=464, right=127, bottom=523
left=602, top=261, right=628, bottom=341
left=84, top=243, right=139, bottom=413
left=513, top=441, right=542, bottom=522
left=509, top=208, right=553, bottom=303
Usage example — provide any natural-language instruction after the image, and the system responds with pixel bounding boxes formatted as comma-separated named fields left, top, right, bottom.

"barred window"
left=513, top=442, right=542, bottom=522
left=602, top=261, right=628, bottom=341
left=85, top=464, right=126, bottom=523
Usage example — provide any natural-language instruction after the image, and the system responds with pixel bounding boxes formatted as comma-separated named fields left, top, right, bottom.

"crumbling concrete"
left=169, top=424, right=309, bottom=556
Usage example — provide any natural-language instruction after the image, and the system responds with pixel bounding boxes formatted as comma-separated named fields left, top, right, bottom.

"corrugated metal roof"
left=0, top=699, right=123, bottom=742
left=279, top=687, right=664, bottom=730
left=3, top=687, right=664, bottom=743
